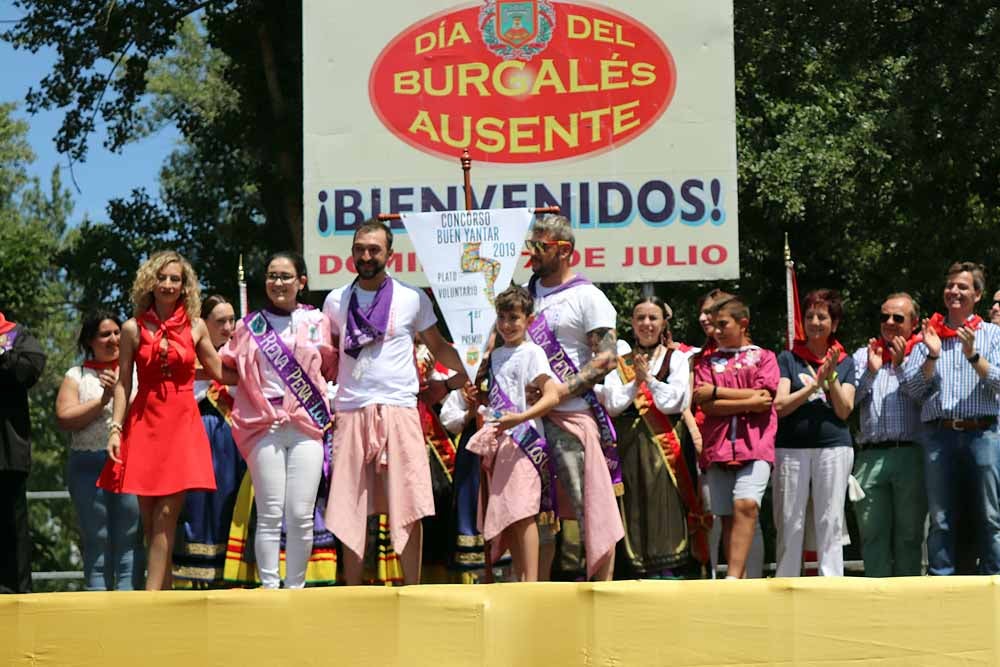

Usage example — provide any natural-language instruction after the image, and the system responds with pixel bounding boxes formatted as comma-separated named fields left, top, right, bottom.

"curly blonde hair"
left=131, top=250, right=202, bottom=321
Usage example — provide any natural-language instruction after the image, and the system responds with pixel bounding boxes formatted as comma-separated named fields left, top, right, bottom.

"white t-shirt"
left=532, top=279, right=617, bottom=412
left=490, top=341, right=552, bottom=434
left=323, top=278, right=437, bottom=410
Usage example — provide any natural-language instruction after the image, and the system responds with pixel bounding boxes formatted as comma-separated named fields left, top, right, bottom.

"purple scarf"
left=343, top=277, right=393, bottom=359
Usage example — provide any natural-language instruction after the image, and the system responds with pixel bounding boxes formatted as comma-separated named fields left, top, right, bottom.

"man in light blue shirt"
left=853, top=293, right=926, bottom=576
left=902, top=262, right=1000, bottom=575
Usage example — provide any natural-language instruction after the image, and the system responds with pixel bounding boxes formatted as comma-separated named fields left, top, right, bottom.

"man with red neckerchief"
left=903, top=262, right=1000, bottom=575
left=852, top=293, right=927, bottom=577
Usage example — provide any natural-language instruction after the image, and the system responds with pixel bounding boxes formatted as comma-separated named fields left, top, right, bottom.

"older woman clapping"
left=773, top=289, right=857, bottom=577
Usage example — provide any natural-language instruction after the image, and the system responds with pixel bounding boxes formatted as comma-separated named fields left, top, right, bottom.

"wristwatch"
left=967, top=352, right=981, bottom=364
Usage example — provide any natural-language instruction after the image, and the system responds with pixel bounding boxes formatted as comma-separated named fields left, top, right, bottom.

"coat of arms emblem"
left=479, top=0, right=556, bottom=61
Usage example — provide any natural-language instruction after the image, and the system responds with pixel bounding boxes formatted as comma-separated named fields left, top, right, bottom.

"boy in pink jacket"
left=692, top=295, right=778, bottom=579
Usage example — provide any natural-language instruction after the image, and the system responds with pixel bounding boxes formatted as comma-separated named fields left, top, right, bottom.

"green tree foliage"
left=731, top=1, right=1000, bottom=350
left=5, top=2, right=302, bottom=314
left=0, top=103, right=80, bottom=590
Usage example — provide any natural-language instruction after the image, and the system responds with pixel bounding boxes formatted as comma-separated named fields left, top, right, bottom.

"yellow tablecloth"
left=3, top=578, right=998, bottom=666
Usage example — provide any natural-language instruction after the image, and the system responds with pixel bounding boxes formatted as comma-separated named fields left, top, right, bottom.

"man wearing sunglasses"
left=524, top=214, right=624, bottom=581
left=990, top=289, right=1000, bottom=326
left=903, top=262, right=1000, bottom=575
left=851, top=293, right=927, bottom=577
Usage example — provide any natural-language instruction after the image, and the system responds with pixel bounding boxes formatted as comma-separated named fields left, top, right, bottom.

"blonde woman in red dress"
left=98, top=251, right=234, bottom=590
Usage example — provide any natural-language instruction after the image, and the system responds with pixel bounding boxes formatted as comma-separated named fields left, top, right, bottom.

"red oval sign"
left=369, top=1, right=677, bottom=164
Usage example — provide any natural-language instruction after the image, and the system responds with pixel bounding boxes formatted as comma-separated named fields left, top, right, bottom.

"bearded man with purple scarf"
left=323, top=219, right=469, bottom=585
left=525, top=215, right=625, bottom=581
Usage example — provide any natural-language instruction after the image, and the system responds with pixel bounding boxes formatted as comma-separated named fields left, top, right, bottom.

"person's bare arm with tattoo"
left=528, top=327, right=619, bottom=403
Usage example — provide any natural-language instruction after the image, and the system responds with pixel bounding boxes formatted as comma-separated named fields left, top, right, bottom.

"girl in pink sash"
left=466, top=287, right=562, bottom=581
left=220, top=252, right=337, bottom=589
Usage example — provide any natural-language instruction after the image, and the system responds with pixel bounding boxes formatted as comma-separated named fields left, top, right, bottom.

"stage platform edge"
left=3, top=577, right=999, bottom=666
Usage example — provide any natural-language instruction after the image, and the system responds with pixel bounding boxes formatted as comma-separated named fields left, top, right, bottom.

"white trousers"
left=246, top=423, right=323, bottom=589
left=774, top=447, right=854, bottom=577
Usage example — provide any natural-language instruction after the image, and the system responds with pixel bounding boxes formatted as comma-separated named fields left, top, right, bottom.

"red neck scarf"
left=693, top=338, right=717, bottom=360
left=83, top=359, right=119, bottom=372
left=927, top=312, right=983, bottom=339
left=878, top=333, right=923, bottom=364
left=675, top=341, right=696, bottom=353
left=792, top=338, right=848, bottom=365
left=0, top=312, right=15, bottom=336
left=141, top=300, right=190, bottom=343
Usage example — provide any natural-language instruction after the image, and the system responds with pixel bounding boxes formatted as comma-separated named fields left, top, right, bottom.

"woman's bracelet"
left=109, top=422, right=123, bottom=435
left=712, top=385, right=718, bottom=401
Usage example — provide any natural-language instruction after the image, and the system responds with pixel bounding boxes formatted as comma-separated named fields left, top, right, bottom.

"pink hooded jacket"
left=220, top=307, right=337, bottom=457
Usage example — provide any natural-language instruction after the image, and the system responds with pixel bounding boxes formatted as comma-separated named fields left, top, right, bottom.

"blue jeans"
left=67, top=449, right=144, bottom=590
left=921, top=427, right=1000, bottom=575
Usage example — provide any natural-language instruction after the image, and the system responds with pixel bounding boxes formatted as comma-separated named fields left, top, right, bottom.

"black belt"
left=862, top=439, right=915, bottom=450
left=934, top=417, right=997, bottom=432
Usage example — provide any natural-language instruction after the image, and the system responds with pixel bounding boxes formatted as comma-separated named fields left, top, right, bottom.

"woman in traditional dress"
left=56, top=311, right=143, bottom=590
left=220, top=251, right=337, bottom=589
left=597, top=297, right=694, bottom=577
left=173, top=295, right=245, bottom=586
left=99, top=251, right=233, bottom=590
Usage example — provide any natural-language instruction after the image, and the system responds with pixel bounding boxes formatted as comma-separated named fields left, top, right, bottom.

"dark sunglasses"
left=524, top=239, right=571, bottom=252
left=879, top=313, right=905, bottom=324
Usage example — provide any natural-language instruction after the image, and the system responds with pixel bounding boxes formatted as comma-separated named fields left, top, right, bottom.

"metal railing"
left=26, top=490, right=85, bottom=582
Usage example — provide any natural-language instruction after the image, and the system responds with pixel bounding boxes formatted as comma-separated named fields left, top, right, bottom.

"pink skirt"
left=467, top=424, right=541, bottom=558
left=546, top=411, right=625, bottom=580
left=324, top=405, right=434, bottom=559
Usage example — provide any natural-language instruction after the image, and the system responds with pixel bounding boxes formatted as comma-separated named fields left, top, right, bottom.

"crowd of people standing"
left=4, top=217, right=1000, bottom=592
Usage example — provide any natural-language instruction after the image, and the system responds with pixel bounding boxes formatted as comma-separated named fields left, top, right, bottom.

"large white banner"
left=402, top=208, right=535, bottom=378
left=304, top=0, right=738, bottom=289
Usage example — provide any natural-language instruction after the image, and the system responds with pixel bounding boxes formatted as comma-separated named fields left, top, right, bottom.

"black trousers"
left=0, top=471, right=31, bottom=593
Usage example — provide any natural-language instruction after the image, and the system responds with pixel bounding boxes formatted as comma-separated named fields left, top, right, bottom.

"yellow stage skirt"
left=3, top=577, right=999, bottom=666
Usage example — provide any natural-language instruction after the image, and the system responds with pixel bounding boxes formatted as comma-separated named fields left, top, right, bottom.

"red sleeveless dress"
left=97, top=303, right=216, bottom=495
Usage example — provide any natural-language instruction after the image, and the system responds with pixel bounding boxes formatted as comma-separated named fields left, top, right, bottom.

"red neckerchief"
left=791, top=338, right=847, bottom=365
left=675, top=341, right=696, bottom=353
left=142, top=301, right=190, bottom=374
left=141, top=300, right=190, bottom=342
left=83, top=359, right=119, bottom=372
left=878, top=333, right=923, bottom=364
left=927, top=312, right=983, bottom=339
left=693, top=338, right=717, bottom=361
left=0, top=312, right=15, bottom=336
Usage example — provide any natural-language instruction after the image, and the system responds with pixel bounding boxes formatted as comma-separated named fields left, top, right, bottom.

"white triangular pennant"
left=401, top=208, right=535, bottom=380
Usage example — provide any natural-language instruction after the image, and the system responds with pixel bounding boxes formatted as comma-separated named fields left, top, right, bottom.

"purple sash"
left=343, top=277, right=393, bottom=358
left=526, top=276, right=621, bottom=487
left=487, top=364, right=558, bottom=515
left=526, top=272, right=591, bottom=298
left=0, top=329, right=18, bottom=352
left=245, top=310, right=333, bottom=476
